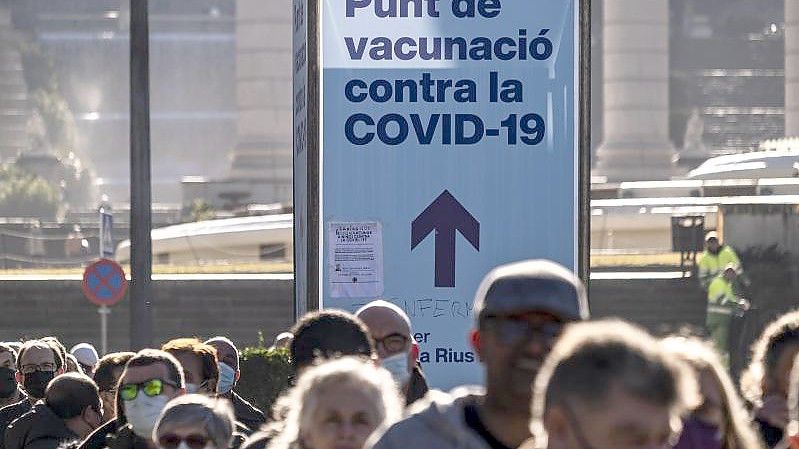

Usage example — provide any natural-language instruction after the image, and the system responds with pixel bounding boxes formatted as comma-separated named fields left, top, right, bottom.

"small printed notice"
left=328, top=222, right=384, bottom=298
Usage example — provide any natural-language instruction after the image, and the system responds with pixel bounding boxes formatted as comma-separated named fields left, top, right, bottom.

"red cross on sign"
left=82, top=259, right=128, bottom=307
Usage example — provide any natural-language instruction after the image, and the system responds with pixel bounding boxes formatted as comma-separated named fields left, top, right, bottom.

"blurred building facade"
left=181, top=0, right=293, bottom=214
left=594, top=0, right=786, bottom=181
left=8, top=0, right=238, bottom=204
left=0, top=5, right=29, bottom=160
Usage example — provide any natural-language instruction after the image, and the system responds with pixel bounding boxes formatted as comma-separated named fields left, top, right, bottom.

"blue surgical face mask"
left=217, top=362, right=236, bottom=394
left=381, top=352, right=411, bottom=386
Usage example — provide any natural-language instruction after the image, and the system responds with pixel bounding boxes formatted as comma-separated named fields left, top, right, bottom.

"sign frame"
left=295, top=0, right=591, bottom=312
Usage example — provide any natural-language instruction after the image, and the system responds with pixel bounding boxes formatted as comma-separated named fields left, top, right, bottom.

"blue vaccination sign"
left=319, top=0, right=580, bottom=388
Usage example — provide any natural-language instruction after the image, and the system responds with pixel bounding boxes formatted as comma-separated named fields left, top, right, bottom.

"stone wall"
left=0, top=278, right=294, bottom=352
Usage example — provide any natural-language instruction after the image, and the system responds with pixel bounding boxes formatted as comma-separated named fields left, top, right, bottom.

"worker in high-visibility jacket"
left=706, top=264, right=749, bottom=355
left=698, top=231, right=741, bottom=289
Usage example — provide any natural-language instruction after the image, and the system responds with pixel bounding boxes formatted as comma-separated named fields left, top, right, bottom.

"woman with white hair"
left=153, top=395, right=237, bottom=449
left=267, top=357, right=403, bottom=449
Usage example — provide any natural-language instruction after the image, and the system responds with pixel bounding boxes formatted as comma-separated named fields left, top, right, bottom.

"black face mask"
left=23, top=371, right=54, bottom=399
left=0, top=368, right=16, bottom=398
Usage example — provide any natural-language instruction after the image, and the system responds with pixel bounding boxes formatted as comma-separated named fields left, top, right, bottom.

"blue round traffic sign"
left=82, top=259, right=127, bottom=307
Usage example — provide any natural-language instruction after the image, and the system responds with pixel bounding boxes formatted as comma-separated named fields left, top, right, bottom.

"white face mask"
left=177, top=440, right=216, bottom=449
left=381, top=352, right=411, bottom=386
left=177, top=442, right=214, bottom=449
left=124, top=394, right=170, bottom=440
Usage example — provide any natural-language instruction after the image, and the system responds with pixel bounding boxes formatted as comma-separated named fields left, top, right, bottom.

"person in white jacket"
left=370, top=259, right=589, bottom=449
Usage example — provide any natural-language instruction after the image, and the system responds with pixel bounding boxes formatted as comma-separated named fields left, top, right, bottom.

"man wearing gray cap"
left=371, top=259, right=589, bottom=449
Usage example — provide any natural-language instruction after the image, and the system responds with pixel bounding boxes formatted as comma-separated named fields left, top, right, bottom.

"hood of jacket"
left=5, top=402, right=76, bottom=449
left=371, top=386, right=489, bottom=449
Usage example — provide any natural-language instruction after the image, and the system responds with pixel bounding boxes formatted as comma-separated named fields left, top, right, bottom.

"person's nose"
left=521, top=332, right=550, bottom=357
left=337, top=422, right=356, bottom=440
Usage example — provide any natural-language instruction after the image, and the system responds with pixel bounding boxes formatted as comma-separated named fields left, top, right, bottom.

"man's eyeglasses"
left=120, top=379, right=179, bottom=401
left=158, top=434, right=211, bottom=449
left=373, top=333, right=409, bottom=353
left=20, top=363, right=56, bottom=374
left=481, top=316, right=563, bottom=345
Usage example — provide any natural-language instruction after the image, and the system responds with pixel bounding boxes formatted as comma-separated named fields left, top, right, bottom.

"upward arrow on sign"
left=411, top=190, right=480, bottom=288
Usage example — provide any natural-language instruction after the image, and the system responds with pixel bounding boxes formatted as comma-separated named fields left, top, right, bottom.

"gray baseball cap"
left=473, top=259, right=590, bottom=322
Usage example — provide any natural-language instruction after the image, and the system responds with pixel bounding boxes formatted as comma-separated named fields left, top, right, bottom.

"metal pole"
left=129, top=0, right=153, bottom=350
left=98, top=206, right=105, bottom=259
left=579, top=0, right=592, bottom=287
left=99, top=306, right=110, bottom=355
left=306, top=0, right=320, bottom=313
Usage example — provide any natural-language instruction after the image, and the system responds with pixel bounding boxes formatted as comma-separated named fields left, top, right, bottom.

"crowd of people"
left=5, top=259, right=799, bottom=449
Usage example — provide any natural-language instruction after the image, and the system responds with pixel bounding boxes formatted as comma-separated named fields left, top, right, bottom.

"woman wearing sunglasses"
left=153, top=395, right=235, bottom=449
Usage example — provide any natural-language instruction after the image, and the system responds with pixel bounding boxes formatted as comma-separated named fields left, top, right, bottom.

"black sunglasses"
left=158, top=434, right=211, bottom=449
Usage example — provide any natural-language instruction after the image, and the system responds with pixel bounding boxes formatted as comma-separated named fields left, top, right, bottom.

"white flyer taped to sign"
left=328, top=222, right=384, bottom=298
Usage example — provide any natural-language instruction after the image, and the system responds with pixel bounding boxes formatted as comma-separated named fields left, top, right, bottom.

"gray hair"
left=153, top=394, right=235, bottom=449
left=270, top=357, right=403, bottom=449
left=531, top=320, right=699, bottom=441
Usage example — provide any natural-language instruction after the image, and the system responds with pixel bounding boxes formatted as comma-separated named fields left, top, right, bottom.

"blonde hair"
left=786, top=352, right=799, bottom=437
left=531, top=320, right=699, bottom=441
left=741, top=310, right=799, bottom=404
left=662, top=336, right=763, bottom=449
left=269, top=357, right=403, bottom=449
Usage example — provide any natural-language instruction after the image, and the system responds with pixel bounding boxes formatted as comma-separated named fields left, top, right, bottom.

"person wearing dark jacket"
left=5, top=373, right=102, bottom=449
left=204, top=338, right=266, bottom=431
left=740, top=311, right=799, bottom=448
left=0, top=340, right=66, bottom=449
left=92, top=353, right=135, bottom=424
left=239, top=310, right=378, bottom=449
left=98, top=350, right=187, bottom=449
left=0, top=345, right=24, bottom=410
left=356, top=300, right=430, bottom=405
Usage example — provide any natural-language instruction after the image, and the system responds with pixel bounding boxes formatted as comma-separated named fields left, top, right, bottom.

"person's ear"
left=15, top=372, right=22, bottom=384
left=411, top=342, right=420, bottom=360
left=762, top=375, right=775, bottom=396
left=542, top=407, right=570, bottom=448
left=470, top=330, right=483, bottom=361
left=234, top=370, right=241, bottom=383
left=56, top=367, right=64, bottom=375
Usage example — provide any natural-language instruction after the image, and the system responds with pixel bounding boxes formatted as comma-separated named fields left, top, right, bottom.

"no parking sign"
left=82, top=259, right=127, bottom=307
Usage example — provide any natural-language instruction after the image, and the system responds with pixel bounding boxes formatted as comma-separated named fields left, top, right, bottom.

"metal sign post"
left=98, top=306, right=110, bottom=355
left=293, top=0, right=321, bottom=318
left=129, top=0, right=153, bottom=350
